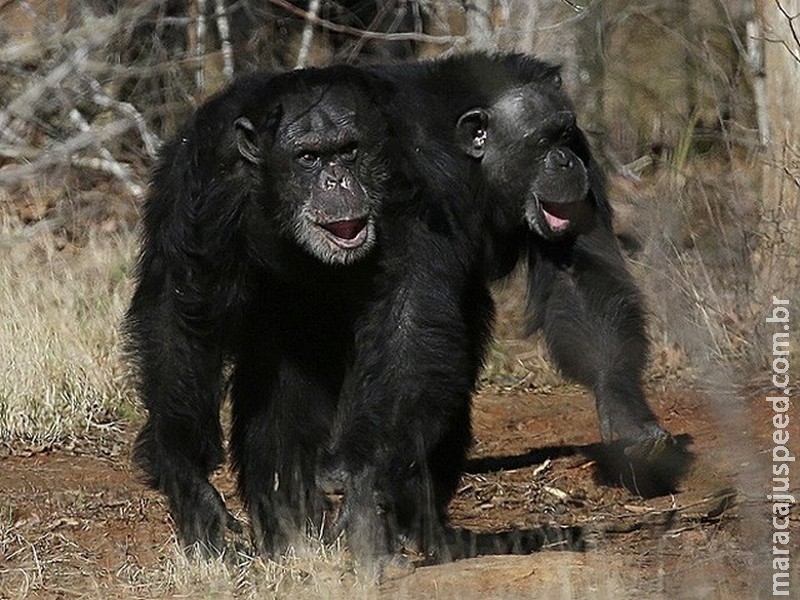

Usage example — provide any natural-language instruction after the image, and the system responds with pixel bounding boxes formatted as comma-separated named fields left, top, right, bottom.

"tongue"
left=322, top=219, right=366, bottom=240
left=541, top=202, right=575, bottom=232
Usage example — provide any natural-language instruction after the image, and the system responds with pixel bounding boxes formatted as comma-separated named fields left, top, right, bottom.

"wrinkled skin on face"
left=236, top=84, right=389, bottom=266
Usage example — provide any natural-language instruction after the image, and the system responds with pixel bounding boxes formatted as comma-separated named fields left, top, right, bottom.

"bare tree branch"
left=560, top=0, right=584, bottom=11
left=194, top=0, right=208, bottom=91
left=0, top=146, right=41, bottom=160
left=0, top=120, right=136, bottom=186
left=747, top=17, right=770, bottom=147
left=466, top=0, right=495, bottom=50
left=267, top=0, right=462, bottom=45
left=67, top=108, right=144, bottom=197
left=775, top=0, right=800, bottom=62
left=87, top=80, right=161, bottom=159
left=70, top=156, right=144, bottom=197
left=0, top=47, right=88, bottom=129
left=295, top=0, right=321, bottom=69
left=214, top=0, right=234, bottom=81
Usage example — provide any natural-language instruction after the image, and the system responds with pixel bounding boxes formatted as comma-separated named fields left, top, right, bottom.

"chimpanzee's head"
left=456, top=69, right=593, bottom=239
left=235, top=70, right=389, bottom=265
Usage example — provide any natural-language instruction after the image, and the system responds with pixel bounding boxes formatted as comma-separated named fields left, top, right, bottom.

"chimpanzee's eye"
left=297, top=151, right=319, bottom=168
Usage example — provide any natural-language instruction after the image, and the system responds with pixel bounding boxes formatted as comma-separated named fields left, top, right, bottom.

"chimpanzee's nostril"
left=323, top=172, right=338, bottom=190
left=551, top=148, right=573, bottom=169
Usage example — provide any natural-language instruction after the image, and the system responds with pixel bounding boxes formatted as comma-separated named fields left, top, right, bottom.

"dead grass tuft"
left=0, top=211, right=137, bottom=445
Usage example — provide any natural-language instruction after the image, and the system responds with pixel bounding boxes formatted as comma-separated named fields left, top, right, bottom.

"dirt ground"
left=2, top=378, right=795, bottom=599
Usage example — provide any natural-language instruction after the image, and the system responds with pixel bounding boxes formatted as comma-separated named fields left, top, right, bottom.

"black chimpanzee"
left=458, top=56, right=669, bottom=451
left=319, top=53, right=673, bottom=571
left=124, top=66, right=401, bottom=556
left=125, top=52, right=672, bottom=574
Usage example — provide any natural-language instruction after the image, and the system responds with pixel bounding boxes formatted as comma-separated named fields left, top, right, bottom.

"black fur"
left=124, top=66, right=403, bottom=555
left=320, top=53, right=672, bottom=569
left=125, top=53, right=671, bottom=573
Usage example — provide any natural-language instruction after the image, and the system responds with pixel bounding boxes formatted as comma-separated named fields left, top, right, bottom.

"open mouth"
left=317, top=218, right=369, bottom=248
left=540, top=201, right=580, bottom=233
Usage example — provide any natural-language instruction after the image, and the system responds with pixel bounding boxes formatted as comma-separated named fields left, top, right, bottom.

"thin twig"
left=267, top=0, right=462, bottom=45
left=295, top=0, right=321, bottom=69
left=87, top=79, right=161, bottom=158
left=194, top=0, right=207, bottom=91
left=67, top=109, right=145, bottom=197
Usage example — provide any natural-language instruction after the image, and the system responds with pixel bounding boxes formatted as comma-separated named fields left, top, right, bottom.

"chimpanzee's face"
left=457, top=76, right=591, bottom=239
left=236, top=83, right=388, bottom=265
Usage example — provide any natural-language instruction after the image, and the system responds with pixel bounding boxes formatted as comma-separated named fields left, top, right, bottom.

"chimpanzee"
left=126, top=52, right=672, bottom=575
left=457, top=56, right=669, bottom=451
left=124, top=66, right=401, bottom=555
left=319, top=53, right=672, bottom=572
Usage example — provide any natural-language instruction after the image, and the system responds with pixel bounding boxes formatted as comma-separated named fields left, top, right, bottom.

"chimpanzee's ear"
left=235, top=105, right=282, bottom=165
left=455, top=108, right=489, bottom=159
left=234, top=117, right=262, bottom=165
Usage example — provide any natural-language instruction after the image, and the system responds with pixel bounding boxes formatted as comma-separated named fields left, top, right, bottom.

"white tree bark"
left=755, top=0, right=800, bottom=296
left=295, top=0, right=321, bottom=69
left=214, top=0, right=234, bottom=81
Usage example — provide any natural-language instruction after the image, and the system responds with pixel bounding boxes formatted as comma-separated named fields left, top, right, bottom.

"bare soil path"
left=1, top=384, right=795, bottom=598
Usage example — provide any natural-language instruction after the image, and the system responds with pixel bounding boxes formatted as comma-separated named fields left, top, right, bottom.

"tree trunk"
left=755, top=0, right=800, bottom=301
left=572, top=1, right=605, bottom=139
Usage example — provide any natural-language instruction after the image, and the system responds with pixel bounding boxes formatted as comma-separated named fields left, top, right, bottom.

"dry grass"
left=0, top=518, right=368, bottom=600
left=115, top=537, right=375, bottom=600
left=0, top=212, right=137, bottom=446
left=611, top=142, right=770, bottom=374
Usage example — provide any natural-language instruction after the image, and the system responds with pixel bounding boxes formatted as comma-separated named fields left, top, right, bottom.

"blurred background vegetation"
left=0, top=0, right=797, bottom=442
